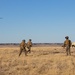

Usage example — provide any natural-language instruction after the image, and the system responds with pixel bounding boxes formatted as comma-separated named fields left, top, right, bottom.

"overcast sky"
left=0, top=0, right=75, bottom=43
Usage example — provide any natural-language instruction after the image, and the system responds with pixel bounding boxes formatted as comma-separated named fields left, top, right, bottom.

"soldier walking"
left=27, top=39, right=32, bottom=53
left=63, top=36, right=72, bottom=56
left=19, top=40, right=27, bottom=56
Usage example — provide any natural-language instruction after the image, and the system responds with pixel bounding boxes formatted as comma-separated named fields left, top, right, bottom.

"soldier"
left=27, top=39, right=32, bottom=53
left=19, top=40, right=27, bottom=56
left=63, top=36, right=72, bottom=56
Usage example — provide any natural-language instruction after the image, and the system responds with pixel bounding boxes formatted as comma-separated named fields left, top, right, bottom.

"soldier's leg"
left=19, top=49, right=23, bottom=56
left=66, top=49, right=68, bottom=55
left=66, top=46, right=68, bottom=55
left=28, top=47, right=31, bottom=53
left=69, top=47, right=71, bottom=55
left=24, top=48, right=27, bottom=56
left=29, top=47, right=31, bottom=53
left=27, top=47, right=30, bottom=53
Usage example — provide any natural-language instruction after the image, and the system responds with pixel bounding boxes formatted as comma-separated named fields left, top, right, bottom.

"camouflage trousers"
left=27, top=47, right=31, bottom=53
left=19, top=48, right=27, bottom=56
left=66, top=45, right=71, bottom=55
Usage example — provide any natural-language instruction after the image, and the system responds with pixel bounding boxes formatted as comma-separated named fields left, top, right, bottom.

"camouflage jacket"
left=20, top=41, right=26, bottom=49
left=27, top=41, right=32, bottom=47
left=63, top=39, right=71, bottom=47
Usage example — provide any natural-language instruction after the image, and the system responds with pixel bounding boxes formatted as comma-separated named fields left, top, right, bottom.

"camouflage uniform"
left=19, top=40, right=27, bottom=56
left=63, top=36, right=71, bottom=55
left=27, top=39, right=32, bottom=53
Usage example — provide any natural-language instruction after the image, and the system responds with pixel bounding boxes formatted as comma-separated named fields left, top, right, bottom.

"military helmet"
left=22, top=39, right=25, bottom=42
left=65, top=36, right=69, bottom=39
left=29, top=39, right=31, bottom=41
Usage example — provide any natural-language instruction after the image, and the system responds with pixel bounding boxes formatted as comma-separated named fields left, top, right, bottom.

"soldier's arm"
left=25, top=43, right=27, bottom=47
left=30, top=42, right=32, bottom=47
left=69, top=40, right=72, bottom=47
left=62, top=41, right=66, bottom=47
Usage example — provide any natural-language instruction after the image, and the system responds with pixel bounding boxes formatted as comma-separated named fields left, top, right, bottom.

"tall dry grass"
left=0, top=46, right=75, bottom=75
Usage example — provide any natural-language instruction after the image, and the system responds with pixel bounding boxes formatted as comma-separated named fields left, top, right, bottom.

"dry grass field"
left=0, top=46, right=75, bottom=75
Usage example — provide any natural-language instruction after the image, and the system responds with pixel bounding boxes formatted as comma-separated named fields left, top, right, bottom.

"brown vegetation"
left=0, top=46, right=75, bottom=75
